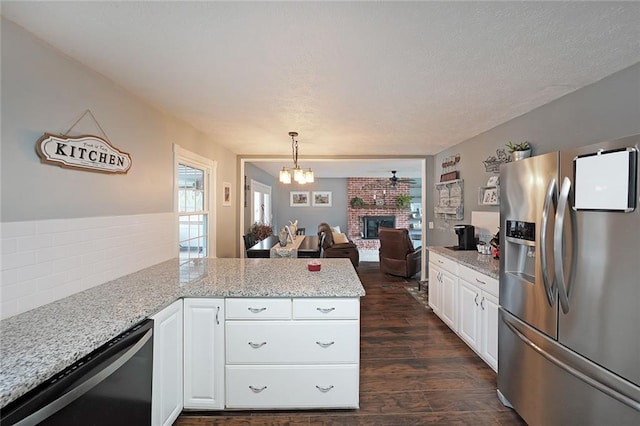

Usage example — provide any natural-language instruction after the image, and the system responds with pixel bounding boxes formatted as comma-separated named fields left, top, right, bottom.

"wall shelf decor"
left=482, top=149, right=511, bottom=173
left=478, top=186, right=500, bottom=206
left=434, top=179, right=464, bottom=220
left=478, top=176, right=500, bottom=206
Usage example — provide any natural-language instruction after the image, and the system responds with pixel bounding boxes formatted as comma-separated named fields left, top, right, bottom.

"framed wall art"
left=312, top=191, right=332, bottom=207
left=223, top=182, right=232, bottom=206
left=290, top=191, right=310, bottom=207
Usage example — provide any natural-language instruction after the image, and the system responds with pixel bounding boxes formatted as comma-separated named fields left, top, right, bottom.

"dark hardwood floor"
left=175, top=262, right=525, bottom=425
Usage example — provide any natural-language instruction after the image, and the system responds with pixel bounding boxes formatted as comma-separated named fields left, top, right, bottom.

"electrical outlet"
left=428, top=221, right=434, bottom=229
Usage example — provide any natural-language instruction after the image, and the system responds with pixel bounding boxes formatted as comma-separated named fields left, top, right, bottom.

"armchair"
left=378, top=228, right=422, bottom=278
left=317, top=223, right=359, bottom=268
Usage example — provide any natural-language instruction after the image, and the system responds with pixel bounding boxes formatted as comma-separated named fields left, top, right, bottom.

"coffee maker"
left=454, top=224, right=476, bottom=250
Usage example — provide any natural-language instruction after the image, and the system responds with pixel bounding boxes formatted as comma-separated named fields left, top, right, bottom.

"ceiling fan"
left=388, top=170, right=416, bottom=188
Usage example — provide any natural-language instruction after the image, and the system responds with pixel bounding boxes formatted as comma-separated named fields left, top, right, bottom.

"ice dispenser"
left=504, top=220, right=537, bottom=281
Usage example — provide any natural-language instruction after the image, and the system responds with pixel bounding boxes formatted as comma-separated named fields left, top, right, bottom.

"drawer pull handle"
left=474, top=294, right=479, bottom=306
left=248, top=307, right=267, bottom=313
left=315, top=385, right=334, bottom=393
left=249, top=385, right=267, bottom=393
left=438, top=260, right=444, bottom=264
left=316, top=341, right=335, bottom=348
left=475, top=278, right=487, bottom=285
left=316, top=307, right=335, bottom=314
left=248, top=341, right=267, bottom=349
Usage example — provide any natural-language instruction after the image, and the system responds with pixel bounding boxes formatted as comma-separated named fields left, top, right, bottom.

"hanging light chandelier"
left=279, top=131, right=314, bottom=184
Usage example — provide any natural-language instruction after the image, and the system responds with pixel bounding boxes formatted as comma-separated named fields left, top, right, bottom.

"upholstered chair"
left=317, top=223, right=360, bottom=268
left=378, top=228, right=422, bottom=278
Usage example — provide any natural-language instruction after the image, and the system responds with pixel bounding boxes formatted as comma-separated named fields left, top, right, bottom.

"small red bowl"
left=307, top=262, right=321, bottom=272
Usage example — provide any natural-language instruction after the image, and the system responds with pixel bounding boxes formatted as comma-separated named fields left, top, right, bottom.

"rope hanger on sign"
left=62, top=109, right=112, bottom=143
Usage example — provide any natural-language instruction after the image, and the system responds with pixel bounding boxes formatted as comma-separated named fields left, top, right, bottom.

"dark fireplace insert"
left=362, top=216, right=396, bottom=239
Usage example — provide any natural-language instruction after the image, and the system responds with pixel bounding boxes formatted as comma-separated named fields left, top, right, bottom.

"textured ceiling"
left=2, top=1, right=640, bottom=168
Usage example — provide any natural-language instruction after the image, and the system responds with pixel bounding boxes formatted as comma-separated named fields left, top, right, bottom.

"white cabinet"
left=225, top=320, right=359, bottom=364
left=428, top=251, right=499, bottom=372
left=458, top=279, right=481, bottom=350
left=428, top=263, right=441, bottom=315
left=225, top=297, right=360, bottom=409
left=151, top=300, right=183, bottom=426
left=226, top=365, right=359, bottom=409
left=428, top=252, right=458, bottom=331
left=439, top=268, right=458, bottom=331
left=183, top=298, right=225, bottom=410
left=457, top=265, right=499, bottom=371
left=481, top=292, right=499, bottom=370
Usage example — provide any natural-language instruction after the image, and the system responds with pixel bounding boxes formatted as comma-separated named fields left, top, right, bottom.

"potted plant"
left=506, top=141, right=532, bottom=161
left=350, top=196, right=365, bottom=208
left=395, top=194, right=412, bottom=209
left=250, top=222, right=274, bottom=241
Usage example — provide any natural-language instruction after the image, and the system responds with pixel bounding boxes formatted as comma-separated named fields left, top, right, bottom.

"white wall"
left=0, top=213, right=174, bottom=318
left=1, top=18, right=238, bottom=318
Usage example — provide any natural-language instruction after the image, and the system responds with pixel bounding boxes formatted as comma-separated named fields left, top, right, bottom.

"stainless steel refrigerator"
left=498, top=135, right=640, bottom=425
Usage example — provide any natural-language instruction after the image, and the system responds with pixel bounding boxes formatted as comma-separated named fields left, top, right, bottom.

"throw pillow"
left=332, top=232, right=349, bottom=244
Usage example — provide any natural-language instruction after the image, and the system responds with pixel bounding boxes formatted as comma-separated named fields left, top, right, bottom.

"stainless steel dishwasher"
left=1, top=319, right=153, bottom=425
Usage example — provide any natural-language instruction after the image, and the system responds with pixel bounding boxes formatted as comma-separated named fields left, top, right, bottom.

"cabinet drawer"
left=292, top=298, right=359, bottom=320
left=459, top=264, right=498, bottom=297
left=226, top=298, right=291, bottom=320
left=429, top=252, right=458, bottom=275
left=226, top=364, right=359, bottom=409
left=226, top=321, right=359, bottom=364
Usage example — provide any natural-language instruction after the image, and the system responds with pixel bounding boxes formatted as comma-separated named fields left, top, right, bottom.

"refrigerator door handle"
left=554, top=176, right=573, bottom=314
left=540, top=177, right=557, bottom=306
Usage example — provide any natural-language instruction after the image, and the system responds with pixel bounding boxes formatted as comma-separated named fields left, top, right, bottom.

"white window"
left=174, top=145, right=216, bottom=265
left=251, top=180, right=272, bottom=225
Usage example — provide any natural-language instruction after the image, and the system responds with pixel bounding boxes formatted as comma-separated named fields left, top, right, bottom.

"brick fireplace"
left=347, top=178, right=410, bottom=254
left=362, top=215, right=396, bottom=239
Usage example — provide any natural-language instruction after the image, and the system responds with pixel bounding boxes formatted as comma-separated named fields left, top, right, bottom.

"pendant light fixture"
left=279, top=131, right=314, bottom=184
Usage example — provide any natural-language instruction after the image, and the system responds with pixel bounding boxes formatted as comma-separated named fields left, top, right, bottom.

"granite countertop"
left=0, top=257, right=364, bottom=408
left=428, top=246, right=500, bottom=279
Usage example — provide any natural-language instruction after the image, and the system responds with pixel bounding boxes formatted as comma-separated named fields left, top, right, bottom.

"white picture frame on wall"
left=312, top=191, right=332, bottom=207
left=290, top=191, right=310, bottom=207
left=223, top=182, right=231, bottom=206
left=480, top=187, right=499, bottom=205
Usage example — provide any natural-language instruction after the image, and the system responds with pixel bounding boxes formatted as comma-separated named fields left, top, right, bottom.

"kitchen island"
left=0, top=258, right=365, bottom=409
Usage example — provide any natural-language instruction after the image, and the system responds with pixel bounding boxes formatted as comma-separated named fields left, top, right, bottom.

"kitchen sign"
left=36, top=133, right=132, bottom=174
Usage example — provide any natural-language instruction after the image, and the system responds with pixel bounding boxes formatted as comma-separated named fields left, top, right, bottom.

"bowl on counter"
left=477, top=244, right=492, bottom=255
left=307, top=261, right=321, bottom=271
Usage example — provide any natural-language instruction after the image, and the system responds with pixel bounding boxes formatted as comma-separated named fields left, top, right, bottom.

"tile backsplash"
left=1, top=213, right=175, bottom=319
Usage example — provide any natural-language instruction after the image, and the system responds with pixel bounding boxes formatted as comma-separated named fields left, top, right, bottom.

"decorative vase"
left=512, top=149, right=531, bottom=161
left=278, top=228, right=288, bottom=247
